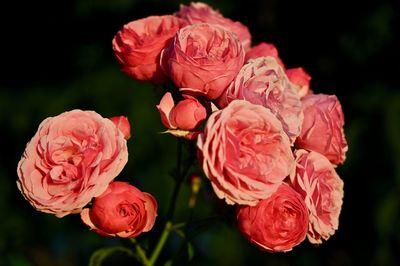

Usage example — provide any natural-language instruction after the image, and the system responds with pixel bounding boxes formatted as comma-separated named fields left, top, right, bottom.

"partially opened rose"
left=295, top=94, right=348, bottom=164
left=237, top=183, right=309, bottom=252
left=197, top=100, right=294, bottom=205
left=17, top=110, right=128, bottom=217
left=112, top=15, right=184, bottom=84
left=161, top=23, right=245, bottom=99
left=290, top=149, right=344, bottom=244
left=176, top=2, right=251, bottom=50
left=81, top=182, right=157, bottom=238
left=156, top=92, right=207, bottom=131
left=219, top=56, right=303, bottom=143
left=245, top=42, right=284, bottom=68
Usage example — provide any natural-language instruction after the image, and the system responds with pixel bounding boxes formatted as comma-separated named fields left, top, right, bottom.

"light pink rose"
left=286, top=67, right=312, bottom=98
left=237, top=183, right=309, bottom=252
left=156, top=92, right=207, bottom=131
left=290, top=149, right=344, bottom=244
left=197, top=100, right=294, bottom=205
left=109, top=116, right=131, bottom=140
left=112, top=15, right=184, bottom=84
left=161, top=23, right=245, bottom=100
left=81, top=182, right=157, bottom=238
left=17, top=110, right=128, bottom=217
left=176, top=2, right=251, bottom=50
left=219, top=56, right=303, bottom=143
left=295, top=94, right=348, bottom=165
left=245, top=42, right=285, bottom=68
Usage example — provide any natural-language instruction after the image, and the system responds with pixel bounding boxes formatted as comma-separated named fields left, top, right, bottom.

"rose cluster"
left=112, top=2, right=347, bottom=252
left=17, top=111, right=157, bottom=238
left=16, top=1, right=348, bottom=256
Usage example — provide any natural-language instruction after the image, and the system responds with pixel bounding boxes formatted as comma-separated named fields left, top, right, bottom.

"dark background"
left=1, top=0, right=399, bottom=265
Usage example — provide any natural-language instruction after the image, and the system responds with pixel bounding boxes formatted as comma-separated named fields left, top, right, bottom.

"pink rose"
left=237, top=183, right=309, bottom=252
left=295, top=94, right=348, bottom=165
left=112, top=15, right=184, bottom=84
left=197, top=100, right=294, bottom=205
left=176, top=2, right=251, bottom=50
left=245, top=42, right=285, bottom=68
left=219, top=56, right=303, bottom=143
left=290, top=149, right=344, bottom=244
left=109, top=116, right=131, bottom=140
left=161, top=23, right=245, bottom=100
left=17, top=110, right=128, bottom=217
left=156, top=92, right=207, bottom=131
left=81, top=182, right=157, bottom=238
left=286, top=67, right=312, bottom=98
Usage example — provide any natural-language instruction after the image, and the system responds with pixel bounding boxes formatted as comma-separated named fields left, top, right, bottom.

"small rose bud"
left=286, top=67, right=312, bottom=98
left=156, top=92, right=207, bottom=131
left=110, top=116, right=131, bottom=140
left=170, top=96, right=207, bottom=131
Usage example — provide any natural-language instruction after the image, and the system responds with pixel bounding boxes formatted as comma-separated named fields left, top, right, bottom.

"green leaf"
left=187, top=242, right=194, bottom=261
left=88, top=246, right=136, bottom=266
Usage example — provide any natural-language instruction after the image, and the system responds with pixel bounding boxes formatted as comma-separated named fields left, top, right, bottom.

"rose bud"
left=161, top=23, right=245, bottom=100
left=237, top=183, right=309, bottom=252
left=176, top=2, right=251, bottom=51
left=81, top=182, right=157, bottom=238
left=295, top=94, right=348, bottom=165
left=197, top=100, right=294, bottom=206
left=112, top=15, right=184, bottom=84
left=109, top=116, right=131, bottom=140
left=157, top=92, right=207, bottom=131
left=17, top=110, right=128, bottom=217
left=286, top=67, right=312, bottom=98
left=245, top=42, right=285, bottom=68
left=290, top=149, right=344, bottom=244
left=219, top=56, right=303, bottom=143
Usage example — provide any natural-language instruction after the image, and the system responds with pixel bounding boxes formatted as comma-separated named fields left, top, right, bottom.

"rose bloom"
left=176, top=2, right=251, bottom=50
left=286, top=67, right=312, bottom=98
left=290, top=149, right=344, bottom=244
left=219, top=56, right=303, bottom=143
left=237, top=183, right=309, bottom=252
left=161, top=23, right=245, bottom=100
left=245, top=42, right=285, bottom=68
left=81, top=182, right=157, bottom=238
left=17, top=110, right=128, bottom=217
left=156, top=92, right=207, bottom=131
left=295, top=94, right=348, bottom=165
left=112, top=15, right=184, bottom=84
left=197, top=100, right=294, bottom=205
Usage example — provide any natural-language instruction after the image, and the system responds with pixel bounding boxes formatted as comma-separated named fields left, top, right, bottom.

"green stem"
left=148, top=222, right=172, bottom=265
left=166, top=139, right=184, bottom=220
left=130, top=238, right=150, bottom=266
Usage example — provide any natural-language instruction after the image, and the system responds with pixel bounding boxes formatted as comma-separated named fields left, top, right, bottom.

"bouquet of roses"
left=17, top=2, right=348, bottom=265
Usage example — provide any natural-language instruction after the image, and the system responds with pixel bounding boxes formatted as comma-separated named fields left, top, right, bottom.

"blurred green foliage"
left=1, top=0, right=399, bottom=265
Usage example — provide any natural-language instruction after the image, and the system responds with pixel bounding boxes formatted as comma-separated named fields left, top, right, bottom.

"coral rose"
left=161, top=23, right=245, bottom=100
left=219, top=56, right=303, bottom=143
left=290, top=149, right=344, bottom=244
left=81, top=182, right=157, bottom=238
left=237, top=183, right=309, bottom=252
left=197, top=100, right=294, bottom=205
left=176, top=2, right=251, bottom=50
left=112, top=15, right=184, bottom=84
left=295, top=94, right=348, bottom=164
left=17, top=110, right=128, bottom=217
left=156, top=92, right=207, bottom=131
